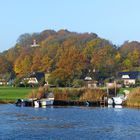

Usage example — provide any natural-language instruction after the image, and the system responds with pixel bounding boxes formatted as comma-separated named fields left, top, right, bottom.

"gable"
left=121, top=75, right=130, bottom=79
left=28, top=77, right=38, bottom=84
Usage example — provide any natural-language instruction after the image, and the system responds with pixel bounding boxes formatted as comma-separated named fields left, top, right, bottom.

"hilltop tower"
left=30, top=39, right=40, bottom=47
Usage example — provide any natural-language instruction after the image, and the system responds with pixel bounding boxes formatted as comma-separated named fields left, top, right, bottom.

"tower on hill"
left=30, top=39, right=40, bottom=47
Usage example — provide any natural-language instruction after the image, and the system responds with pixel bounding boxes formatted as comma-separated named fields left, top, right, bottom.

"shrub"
left=107, top=87, right=120, bottom=97
left=135, top=79, right=140, bottom=87
left=13, top=78, right=21, bottom=87
left=72, top=79, right=84, bottom=88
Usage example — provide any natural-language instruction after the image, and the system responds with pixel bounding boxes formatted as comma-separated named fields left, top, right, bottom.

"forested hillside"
left=1, top=29, right=140, bottom=86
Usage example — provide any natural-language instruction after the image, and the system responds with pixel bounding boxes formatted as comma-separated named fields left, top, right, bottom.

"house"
left=118, top=71, right=140, bottom=85
left=23, top=72, right=45, bottom=85
left=0, top=74, right=14, bottom=86
left=0, top=78, right=7, bottom=85
left=84, top=76, right=97, bottom=88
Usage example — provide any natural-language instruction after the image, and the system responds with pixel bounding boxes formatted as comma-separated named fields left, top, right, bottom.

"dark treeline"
left=1, top=29, right=140, bottom=86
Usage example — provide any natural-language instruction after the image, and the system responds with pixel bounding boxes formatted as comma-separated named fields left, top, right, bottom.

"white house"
left=118, top=71, right=140, bottom=85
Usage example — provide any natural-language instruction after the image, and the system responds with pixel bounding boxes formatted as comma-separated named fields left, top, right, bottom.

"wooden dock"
left=100, top=100, right=106, bottom=107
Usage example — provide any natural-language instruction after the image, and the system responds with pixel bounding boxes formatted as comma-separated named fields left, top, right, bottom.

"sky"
left=0, top=0, right=140, bottom=52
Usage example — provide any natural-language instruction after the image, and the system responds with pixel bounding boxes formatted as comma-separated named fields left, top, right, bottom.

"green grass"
left=0, top=86, right=37, bottom=102
left=118, top=87, right=134, bottom=95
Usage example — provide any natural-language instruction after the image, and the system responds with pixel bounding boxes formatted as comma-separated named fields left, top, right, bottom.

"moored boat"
left=40, top=98, right=54, bottom=106
left=108, top=97, right=123, bottom=105
left=15, top=95, right=54, bottom=107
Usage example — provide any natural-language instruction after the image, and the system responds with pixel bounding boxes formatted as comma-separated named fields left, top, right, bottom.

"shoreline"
left=0, top=99, right=103, bottom=106
left=1, top=99, right=140, bottom=108
left=0, top=100, right=15, bottom=104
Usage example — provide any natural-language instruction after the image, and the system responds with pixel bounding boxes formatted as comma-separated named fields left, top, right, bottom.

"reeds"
left=53, top=88, right=84, bottom=101
left=27, top=87, right=45, bottom=99
left=126, top=88, right=140, bottom=107
left=79, top=88, right=107, bottom=101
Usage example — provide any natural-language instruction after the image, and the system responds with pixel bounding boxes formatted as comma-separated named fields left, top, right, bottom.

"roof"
left=118, top=71, right=140, bottom=79
left=84, top=76, right=92, bottom=81
left=29, top=72, right=45, bottom=81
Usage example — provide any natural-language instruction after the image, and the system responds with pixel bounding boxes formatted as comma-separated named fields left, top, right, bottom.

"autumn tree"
left=14, top=48, right=32, bottom=76
left=41, top=55, right=52, bottom=72
left=49, top=47, right=85, bottom=86
left=0, top=55, right=12, bottom=74
left=31, top=49, right=42, bottom=72
left=91, top=45, right=116, bottom=79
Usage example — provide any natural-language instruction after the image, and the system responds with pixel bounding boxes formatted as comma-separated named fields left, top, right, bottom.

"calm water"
left=1, top=105, right=140, bottom=140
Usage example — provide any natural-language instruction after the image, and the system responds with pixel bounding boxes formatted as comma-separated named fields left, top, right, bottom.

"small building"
left=118, top=71, right=140, bottom=86
left=84, top=76, right=97, bottom=88
left=0, top=74, right=14, bottom=86
left=0, top=78, right=7, bottom=85
left=23, top=72, right=45, bottom=85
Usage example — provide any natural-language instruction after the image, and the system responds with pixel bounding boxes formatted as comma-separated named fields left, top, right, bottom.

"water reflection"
left=108, top=105, right=122, bottom=108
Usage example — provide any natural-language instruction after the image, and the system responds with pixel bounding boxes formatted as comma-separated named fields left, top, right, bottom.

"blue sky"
left=0, top=0, right=140, bottom=52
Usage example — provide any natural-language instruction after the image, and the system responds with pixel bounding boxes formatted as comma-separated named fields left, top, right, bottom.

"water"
left=1, top=104, right=140, bottom=140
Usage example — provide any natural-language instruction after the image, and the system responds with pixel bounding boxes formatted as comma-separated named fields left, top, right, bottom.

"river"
left=0, top=104, right=140, bottom=140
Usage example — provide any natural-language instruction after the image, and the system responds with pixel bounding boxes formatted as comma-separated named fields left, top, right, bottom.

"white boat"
left=108, top=98, right=113, bottom=105
left=40, top=98, right=54, bottom=106
left=108, top=97, right=123, bottom=105
left=33, top=100, right=40, bottom=108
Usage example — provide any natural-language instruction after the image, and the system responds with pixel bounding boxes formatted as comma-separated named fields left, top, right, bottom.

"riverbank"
left=1, top=86, right=139, bottom=108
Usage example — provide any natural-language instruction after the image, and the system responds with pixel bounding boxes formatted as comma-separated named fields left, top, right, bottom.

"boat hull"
left=40, top=98, right=54, bottom=106
left=108, top=97, right=123, bottom=105
left=15, top=98, right=54, bottom=107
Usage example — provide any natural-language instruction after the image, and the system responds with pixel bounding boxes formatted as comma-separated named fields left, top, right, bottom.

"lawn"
left=118, top=87, right=134, bottom=94
left=0, top=86, right=37, bottom=102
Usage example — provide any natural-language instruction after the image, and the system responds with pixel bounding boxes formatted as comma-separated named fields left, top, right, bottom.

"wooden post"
left=114, top=81, right=116, bottom=97
left=106, top=83, right=109, bottom=96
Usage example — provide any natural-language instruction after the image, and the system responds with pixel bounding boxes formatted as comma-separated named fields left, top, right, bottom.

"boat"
left=15, top=99, right=33, bottom=107
left=33, top=99, right=40, bottom=108
left=15, top=92, right=54, bottom=107
left=108, top=97, right=123, bottom=105
left=40, top=92, right=54, bottom=106
left=40, top=98, right=54, bottom=106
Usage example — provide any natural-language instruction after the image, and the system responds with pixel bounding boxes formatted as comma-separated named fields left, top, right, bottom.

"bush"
left=48, top=77, right=65, bottom=87
left=13, top=78, right=21, bottom=87
left=135, top=79, right=140, bottom=87
left=72, top=79, right=84, bottom=88
left=107, top=87, right=120, bottom=97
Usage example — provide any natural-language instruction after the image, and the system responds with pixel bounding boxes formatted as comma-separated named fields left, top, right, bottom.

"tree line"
left=1, top=29, right=140, bottom=86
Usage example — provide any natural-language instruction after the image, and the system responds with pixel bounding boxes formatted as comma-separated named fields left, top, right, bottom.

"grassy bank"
left=1, top=86, right=138, bottom=107
left=0, top=87, right=37, bottom=103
